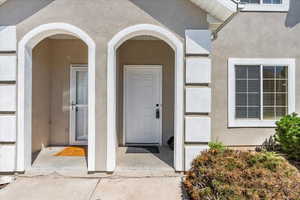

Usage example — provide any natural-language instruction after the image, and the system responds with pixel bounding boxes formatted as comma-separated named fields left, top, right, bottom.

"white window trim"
left=240, top=0, right=289, bottom=12
left=228, top=58, right=295, bottom=128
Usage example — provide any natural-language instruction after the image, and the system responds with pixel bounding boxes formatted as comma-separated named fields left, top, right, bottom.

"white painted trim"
left=240, top=0, right=289, bottom=12
left=107, top=24, right=184, bottom=172
left=0, top=144, right=16, bottom=172
left=0, top=26, right=17, bottom=51
left=0, top=55, right=17, bottom=81
left=17, top=23, right=96, bottom=172
left=0, top=115, right=16, bottom=142
left=69, top=65, right=88, bottom=146
left=0, top=85, right=16, bottom=112
left=189, top=0, right=237, bottom=21
left=0, top=0, right=7, bottom=6
left=123, top=65, right=163, bottom=146
left=228, top=58, right=296, bottom=128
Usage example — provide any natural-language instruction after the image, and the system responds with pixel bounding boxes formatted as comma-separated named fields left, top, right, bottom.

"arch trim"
left=107, top=24, right=184, bottom=171
left=17, top=23, right=96, bottom=172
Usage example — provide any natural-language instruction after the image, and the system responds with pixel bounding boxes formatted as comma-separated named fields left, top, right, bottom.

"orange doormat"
left=54, top=146, right=87, bottom=157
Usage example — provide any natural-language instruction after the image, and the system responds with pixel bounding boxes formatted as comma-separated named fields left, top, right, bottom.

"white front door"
left=70, top=66, right=88, bottom=145
left=124, top=65, right=162, bottom=145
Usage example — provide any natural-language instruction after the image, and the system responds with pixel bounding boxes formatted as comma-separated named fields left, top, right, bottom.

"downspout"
left=212, top=0, right=242, bottom=40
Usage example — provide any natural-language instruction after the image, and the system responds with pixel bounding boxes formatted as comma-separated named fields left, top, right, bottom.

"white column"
left=184, top=30, right=212, bottom=170
left=0, top=26, right=17, bottom=172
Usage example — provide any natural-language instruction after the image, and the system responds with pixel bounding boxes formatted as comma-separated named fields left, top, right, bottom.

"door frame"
left=69, top=64, right=88, bottom=145
left=123, top=65, right=163, bottom=146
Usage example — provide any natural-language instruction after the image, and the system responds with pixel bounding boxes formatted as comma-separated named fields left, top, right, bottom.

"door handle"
left=156, top=108, right=160, bottom=119
left=155, top=104, right=160, bottom=119
left=71, top=102, right=76, bottom=111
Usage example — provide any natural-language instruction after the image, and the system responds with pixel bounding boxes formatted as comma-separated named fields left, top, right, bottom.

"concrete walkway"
left=0, top=173, right=187, bottom=200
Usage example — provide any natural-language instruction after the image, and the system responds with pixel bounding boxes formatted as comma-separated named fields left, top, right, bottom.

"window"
left=241, top=0, right=282, bottom=4
left=240, top=0, right=289, bottom=12
left=228, top=58, right=295, bottom=127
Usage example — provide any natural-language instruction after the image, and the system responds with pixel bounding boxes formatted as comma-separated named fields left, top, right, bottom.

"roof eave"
left=190, top=0, right=237, bottom=22
left=0, top=0, right=7, bottom=6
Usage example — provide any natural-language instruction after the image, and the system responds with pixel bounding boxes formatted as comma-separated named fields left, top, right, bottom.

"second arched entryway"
left=107, top=24, right=184, bottom=172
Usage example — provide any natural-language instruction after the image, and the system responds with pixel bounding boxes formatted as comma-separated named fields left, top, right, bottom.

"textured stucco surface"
left=32, top=39, right=87, bottom=151
left=211, top=11, right=300, bottom=146
left=4, top=0, right=299, bottom=172
left=32, top=39, right=51, bottom=154
left=49, top=39, right=88, bottom=145
left=116, top=40, right=175, bottom=145
left=2, top=0, right=207, bottom=171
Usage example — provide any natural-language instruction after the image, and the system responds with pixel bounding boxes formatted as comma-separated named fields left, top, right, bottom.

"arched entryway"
left=107, top=24, right=184, bottom=172
left=16, top=23, right=96, bottom=172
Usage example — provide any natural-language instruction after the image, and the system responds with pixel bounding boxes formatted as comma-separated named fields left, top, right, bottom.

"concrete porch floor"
left=30, top=147, right=87, bottom=173
left=116, top=146, right=174, bottom=172
left=29, top=145, right=174, bottom=174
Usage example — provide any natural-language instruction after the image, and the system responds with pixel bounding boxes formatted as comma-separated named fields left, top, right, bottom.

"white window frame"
left=240, top=0, right=289, bottom=12
left=228, top=58, right=295, bottom=128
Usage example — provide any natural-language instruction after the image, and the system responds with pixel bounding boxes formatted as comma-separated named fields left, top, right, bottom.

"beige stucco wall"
left=32, top=39, right=51, bottom=154
left=116, top=40, right=175, bottom=145
left=32, top=38, right=87, bottom=150
left=8, top=0, right=208, bottom=171
left=49, top=39, right=88, bottom=145
left=211, top=11, right=300, bottom=146
left=2, top=0, right=299, bottom=172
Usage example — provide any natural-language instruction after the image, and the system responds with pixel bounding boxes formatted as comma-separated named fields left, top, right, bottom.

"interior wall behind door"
left=116, top=40, right=175, bottom=145
left=49, top=39, right=88, bottom=145
left=32, top=39, right=51, bottom=154
left=32, top=38, right=88, bottom=150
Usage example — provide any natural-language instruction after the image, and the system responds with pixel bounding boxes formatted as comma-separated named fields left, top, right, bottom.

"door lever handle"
left=71, top=102, right=76, bottom=111
left=155, top=108, right=160, bottom=119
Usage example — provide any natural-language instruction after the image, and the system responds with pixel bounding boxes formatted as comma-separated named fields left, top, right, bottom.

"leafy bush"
left=184, top=149, right=300, bottom=200
left=208, top=141, right=226, bottom=152
left=275, top=113, right=300, bottom=161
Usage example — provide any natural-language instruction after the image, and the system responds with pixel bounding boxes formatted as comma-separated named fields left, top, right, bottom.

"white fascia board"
left=0, top=0, right=7, bottom=6
left=190, top=0, right=237, bottom=22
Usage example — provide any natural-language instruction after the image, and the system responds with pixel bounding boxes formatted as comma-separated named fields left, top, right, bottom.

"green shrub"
left=208, top=141, right=226, bottom=152
left=275, top=113, right=300, bottom=161
left=184, top=149, right=300, bottom=200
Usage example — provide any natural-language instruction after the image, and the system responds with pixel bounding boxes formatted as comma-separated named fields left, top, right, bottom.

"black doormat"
left=126, top=146, right=160, bottom=154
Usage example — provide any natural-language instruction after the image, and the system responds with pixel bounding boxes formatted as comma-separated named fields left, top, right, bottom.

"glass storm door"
left=70, top=66, right=88, bottom=145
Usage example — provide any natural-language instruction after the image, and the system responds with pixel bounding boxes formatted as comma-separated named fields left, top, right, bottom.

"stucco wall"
left=49, top=39, right=88, bottom=145
left=116, top=40, right=175, bottom=145
left=211, top=11, right=300, bottom=146
left=3, top=0, right=300, bottom=172
left=32, top=38, right=87, bottom=149
left=32, top=39, right=51, bottom=154
left=9, top=0, right=208, bottom=171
